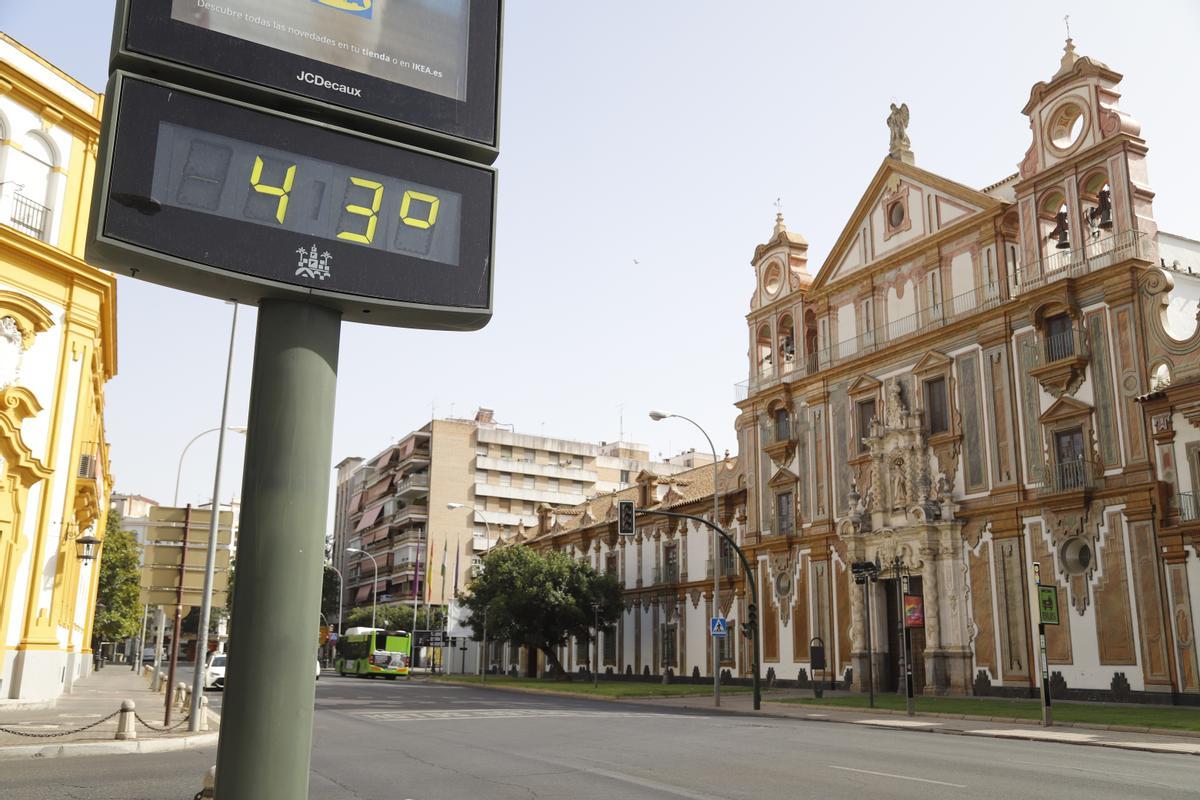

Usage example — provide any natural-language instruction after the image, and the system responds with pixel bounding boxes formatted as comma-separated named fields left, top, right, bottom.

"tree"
left=461, top=546, right=622, bottom=679
left=343, top=604, right=442, bottom=632
left=92, top=512, right=142, bottom=648
left=320, top=565, right=341, bottom=624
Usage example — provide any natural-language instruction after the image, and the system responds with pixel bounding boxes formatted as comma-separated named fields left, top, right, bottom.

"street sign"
left=427, top=631, right=447, bottom=648
left=88, top=73, right=497, bottom=331
left=1038, top=585, right=1060, bottom=625
left=710, top=617, right=727, bottom=638
left=111, top=0, right=502, bottom=162
left=618, top=500, right=635, bottom=536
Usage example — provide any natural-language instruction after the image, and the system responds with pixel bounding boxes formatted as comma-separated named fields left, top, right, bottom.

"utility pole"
left=891, top=557, right=915, bottom=717
left=1034, top=562, right=1053, bottom=727
left=592, top=601, right=600, bottom=689
left=164, top=504, right=191, bottom=726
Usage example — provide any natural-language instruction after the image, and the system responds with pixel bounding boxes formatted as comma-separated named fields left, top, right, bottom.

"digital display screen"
left=120, top=0, right=500, bottom=156
left=168, top=0, right=470, bottom=102
left=152, top=122, right=462, bottom=265
left=91, top=74, right=495, bottom=329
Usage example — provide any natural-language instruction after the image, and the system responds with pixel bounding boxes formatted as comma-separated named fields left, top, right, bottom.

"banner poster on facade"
left=1038, top=585, right=1061, bottom=625
left=903, top=594, right=925, bottom=628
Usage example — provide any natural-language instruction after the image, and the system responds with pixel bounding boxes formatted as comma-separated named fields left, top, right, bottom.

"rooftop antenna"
left=619, top=403, right=624, bottom=442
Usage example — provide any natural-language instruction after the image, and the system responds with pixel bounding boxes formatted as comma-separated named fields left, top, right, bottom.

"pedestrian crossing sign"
left=710, top=617, right=728, bottom=637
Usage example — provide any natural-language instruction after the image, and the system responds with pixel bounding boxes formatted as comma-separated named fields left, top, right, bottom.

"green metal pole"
left=215, top=299, right=341, bottom=800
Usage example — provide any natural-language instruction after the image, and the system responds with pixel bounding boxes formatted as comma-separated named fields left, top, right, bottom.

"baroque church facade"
left=736, top=39, right=1200, bottom=701
left=495, top=41, right=1199, bottom=704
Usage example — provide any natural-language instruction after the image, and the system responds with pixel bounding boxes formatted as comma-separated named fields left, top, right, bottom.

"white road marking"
left=354, top=709, right=688, bottom=722
left=966, top=728, right=1099, bottom=742
left=852, top=718, right=942, bottom=728
left=828, top=765, right=967, bottom=788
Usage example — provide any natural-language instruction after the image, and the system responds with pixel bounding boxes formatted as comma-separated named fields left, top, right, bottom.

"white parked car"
left=202, top=654, right=320, bottom=690
left=204, top=654, right=227, bottom=689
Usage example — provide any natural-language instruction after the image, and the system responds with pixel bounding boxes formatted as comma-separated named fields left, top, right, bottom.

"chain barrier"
left=134, top=711, right=191, bottom=732
left=0, top=709, right=121, bottom=738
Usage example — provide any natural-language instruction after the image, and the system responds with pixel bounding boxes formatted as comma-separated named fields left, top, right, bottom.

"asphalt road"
left=3, top=675, right=1197, bottom=799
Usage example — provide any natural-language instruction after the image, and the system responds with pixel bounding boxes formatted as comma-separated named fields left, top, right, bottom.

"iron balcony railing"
left=652, top=564, right=680, bottom=584
left=1035, top=459, right=1101, bottom=496
left=706, top=555, right=739, bottom=578
left=9, top=193, right=51, bottom=241
left=1178, top=492, right=1198, bottom=523
left=1009, top=230, right=1149, bottom=295
left=1025, top=327, right=1089, bottom=368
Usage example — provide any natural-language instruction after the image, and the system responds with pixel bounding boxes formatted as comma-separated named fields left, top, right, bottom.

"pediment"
left=1040, top=395, right=1092, bottom=424
left=913, top=350, right=952, bottom=375
left=847, top=374, right=882, bottom=397
left=767, top=466, right=799, bottom=488
left=810, top=158, right=1003, bottom=292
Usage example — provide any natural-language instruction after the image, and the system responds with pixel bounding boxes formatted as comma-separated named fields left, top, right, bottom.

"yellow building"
left=0, top=35, right=117, bottom=700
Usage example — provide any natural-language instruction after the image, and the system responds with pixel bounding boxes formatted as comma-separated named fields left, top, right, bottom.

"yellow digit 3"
left=337, top=177, right=385, bottom=244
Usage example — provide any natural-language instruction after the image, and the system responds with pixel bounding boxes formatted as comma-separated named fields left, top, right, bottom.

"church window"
left=925, top=270, right=942, bottom=316
left=924, top=377, right=949, bottom=435
left=603, top=625, right=617, bottom=665
left=855, top=398, right=877, bottom=453
left=888, top=201, right=905, bottom=228
left=775, top=492, right=794, bottom=535
left=774, top=407, right=791, bottom=442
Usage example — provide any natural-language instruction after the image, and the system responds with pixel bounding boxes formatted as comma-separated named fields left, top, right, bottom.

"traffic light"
left=618, top=500, right=635, bottom=536
left=743, top=603, right=758, bottom=638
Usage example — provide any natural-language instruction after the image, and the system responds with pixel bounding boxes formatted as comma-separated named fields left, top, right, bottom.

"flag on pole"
left=452, top=542, right=461, bottom=597
left=440, top=539, right=448, bottom=577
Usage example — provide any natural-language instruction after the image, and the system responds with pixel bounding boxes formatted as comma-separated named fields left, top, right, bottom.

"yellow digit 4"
left=337, top=177, right=385, bottom=244
left=400, top=190, right=440, bottom=230
left=249, top=156, right=296, bottom=223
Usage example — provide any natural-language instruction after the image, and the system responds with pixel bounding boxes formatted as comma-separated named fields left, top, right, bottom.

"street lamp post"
left=173, top=425, right=248, bottom=506
left=649, top=410, right=722, bottom=707
left=346, top=548, right=378, bottom=632
left=190, top=302, right=241, bottom=732
left=592, top=601, right=600, bottom=689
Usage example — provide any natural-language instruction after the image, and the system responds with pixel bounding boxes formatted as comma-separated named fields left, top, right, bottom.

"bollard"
left=181, top=684, right=191, bottom=710
left=197, top=696, right=210, bottom=732
left=115, top=699, right=137, bottom=740
left=174, top=682, right=187, bottom=708
left=196, top=765, right=216, bottom=799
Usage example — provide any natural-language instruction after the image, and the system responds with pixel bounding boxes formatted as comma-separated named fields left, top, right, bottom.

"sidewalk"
left=0, top=664, right=218, bottom=759
left=628, top=689, right=1200, bottom=757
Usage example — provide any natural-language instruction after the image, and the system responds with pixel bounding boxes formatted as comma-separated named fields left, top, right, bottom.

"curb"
left=0, top=698, right=57, bottom=712
left=0, top=731, right=218, bottom=761
left=433, top=680, right=1200, bottom=756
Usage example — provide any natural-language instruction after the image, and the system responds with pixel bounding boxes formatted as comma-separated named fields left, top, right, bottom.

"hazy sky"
left=3, top=1, right=1198, bottom=516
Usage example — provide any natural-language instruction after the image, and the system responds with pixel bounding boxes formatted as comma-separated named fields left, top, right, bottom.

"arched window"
left=8, top=132, right=57, bottom=241
left=1037, top=190, right=1071, bottom=271
left=777, top=314, right=795, bottom=371
left=755, top=324, right=773, bottom=379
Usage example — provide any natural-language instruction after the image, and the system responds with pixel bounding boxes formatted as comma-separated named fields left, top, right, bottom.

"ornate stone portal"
left=838, top=379, right=971, bottom=694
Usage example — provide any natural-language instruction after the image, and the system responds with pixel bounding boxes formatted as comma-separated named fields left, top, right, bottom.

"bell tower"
left=1013, top=37, right=1157, bottom=274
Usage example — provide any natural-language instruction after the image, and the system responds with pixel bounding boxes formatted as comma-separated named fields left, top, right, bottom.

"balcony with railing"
left=395, top=472, right=429, bottom=497
left=738, top=282, right=1003, bottom=398
left=652, top=563, right=680, bottom=585
left=1010, top=230, right=1150, bottom=295
left=1025, top=327, right=1090, bottom=398
left=1177, top=492, right=1198, bottom=524
left=706, top=554, right=739, bottom=578
left=7, top=193, right=52, bottom=242
left=1034, top=459, right=1102, bottom=497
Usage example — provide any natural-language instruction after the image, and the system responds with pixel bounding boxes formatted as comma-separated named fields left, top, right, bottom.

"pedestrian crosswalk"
left=353, top=708, right=676, bottom=722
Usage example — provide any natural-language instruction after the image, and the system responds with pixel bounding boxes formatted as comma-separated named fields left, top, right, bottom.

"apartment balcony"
left=395, top=472, right=429, bottom=497
left=1035, top=459, right=1102, bottom=498
left=1026, top=328, right=1090, bottom=398
left=391, top=503, right=429, bottom=525
left=1009, top=230, right=1151, bottom=296
left=6, top=193, right=51, bottom=242
left=475, top=455, right=597, bottom=483
left=472, top=534, right=492, bottom=552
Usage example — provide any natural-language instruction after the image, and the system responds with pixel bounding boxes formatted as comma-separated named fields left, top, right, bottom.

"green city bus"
left=334, top=627, right=411, bottom=679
